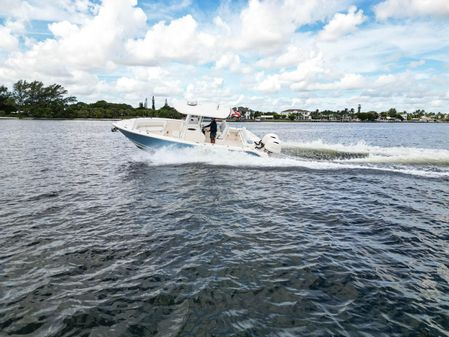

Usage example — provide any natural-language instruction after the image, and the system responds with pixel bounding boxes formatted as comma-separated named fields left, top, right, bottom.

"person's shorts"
left=210, top=132, right=216, bottom=140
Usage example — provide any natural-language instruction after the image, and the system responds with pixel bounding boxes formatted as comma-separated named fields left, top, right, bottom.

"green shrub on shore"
left=356, top=111, right=379, bottom=121
left=0, top=80, right=183, bottom=119
left=0, top=85, right=16, bottom=114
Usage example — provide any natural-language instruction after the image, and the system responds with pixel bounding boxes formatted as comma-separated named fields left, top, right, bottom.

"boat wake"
left=282, top=141, right=369, bottom=160
left=131, top=141, right=449, bottom=179
left=283, top=140, right=449, bottom=166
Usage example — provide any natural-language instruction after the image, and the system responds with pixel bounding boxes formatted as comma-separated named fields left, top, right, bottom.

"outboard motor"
left=255, top=133, right=281, bottom=154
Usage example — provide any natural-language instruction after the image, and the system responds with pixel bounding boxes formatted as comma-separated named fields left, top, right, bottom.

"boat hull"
left=118, top=127, right=193, bottom=151
left=113, top=118, right=268, bottom=157
left=116, top=125, right=264, bottom=157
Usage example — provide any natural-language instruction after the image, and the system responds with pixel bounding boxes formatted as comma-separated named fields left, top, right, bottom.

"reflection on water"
left=0, top=120, right=448, bottom=336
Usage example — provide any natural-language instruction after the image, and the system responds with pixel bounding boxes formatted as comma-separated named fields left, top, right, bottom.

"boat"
left=112, top=101, right=281, bottom=157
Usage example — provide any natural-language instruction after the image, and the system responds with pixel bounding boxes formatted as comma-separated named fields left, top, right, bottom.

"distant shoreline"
left=1, top=116, right=447, bottom=123
left=0, top=117, right=121, bottom=121
left=235, top=119, right=448, bottom=123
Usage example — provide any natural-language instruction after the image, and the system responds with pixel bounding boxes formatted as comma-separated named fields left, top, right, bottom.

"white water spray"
left=131, top=142, right=449, bottom=179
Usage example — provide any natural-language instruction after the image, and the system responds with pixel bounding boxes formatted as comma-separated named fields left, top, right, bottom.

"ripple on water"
left=0, top=120, right=448, bottom=336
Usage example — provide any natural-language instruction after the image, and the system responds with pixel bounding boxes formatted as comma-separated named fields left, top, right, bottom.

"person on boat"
left=203, top=118, right=217, bottom=144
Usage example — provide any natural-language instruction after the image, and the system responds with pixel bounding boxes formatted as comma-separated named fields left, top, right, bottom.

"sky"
left=0, top=0, right=449, bottom=112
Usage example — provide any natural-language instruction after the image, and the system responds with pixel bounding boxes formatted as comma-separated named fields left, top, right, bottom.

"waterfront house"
left=281, top=109, right=311, bottom=120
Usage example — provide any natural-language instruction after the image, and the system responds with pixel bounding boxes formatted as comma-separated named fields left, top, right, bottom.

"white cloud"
left=0, top=19, right=26, bottom=52
left=184, top=76, right=236, bottom=103
left=238, top=0, right=291, bottom=49
left=233, top=0, right=346, bottom=50
left=48, top=21, right=80, bottom=38
left=215, top=53, right=241, bottom=72
left=0, top=0, right=98, bottom=23
left=132, top=66, right=167, bottom=81
left=0, top=0, right=149, bottom=105
left=374, top=0, right=449, bottom=20
left=140, top=0, right=192, bottom=22
left=316, top=21, right=449, bottom=75
left=283, top=53, right=329, bottom=89
left=375, top=74, right=397, bottom=86
left=114, top=64, right=189, bottom=101
left=126, top=15, right=216, bottom=65
left=256, top=44, right=314, bottom=69
left=255, top=52, right=329, bottom=92
left=409, top=59, right=426, bottom=68
left=0, top=25, right=19, bottom=51
left=116, top=77, right=139, bottom=93
left=2, top=0, right=147, bottom=77
left=314, top=73, right=367, bottom=90
left=284, top=58, right=327, bottom=83
left=320, top=6, right=366, bottom=41
left=256, top=74, right=282, bottom=93
left=64, top=70, right=100, bottom=96
left=366, top=72, right=431, bottom=97
left=213, top=16, right=231, bottom=35
left=430, top=99, right=443, bottom=107
left=274, top=45, right=309, bottom=68
left=4, top=19, right=26, bottom=34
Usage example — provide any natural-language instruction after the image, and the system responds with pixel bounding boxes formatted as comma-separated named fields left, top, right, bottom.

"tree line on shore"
left=1, top=80, right=447, bottom=121
left=0, top=80, right=182, bottom=119
left=235, top=106, right=448, bottom=122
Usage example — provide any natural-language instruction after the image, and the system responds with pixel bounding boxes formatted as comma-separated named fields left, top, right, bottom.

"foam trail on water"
left=130, top=146, right=449, bottom=179
left=284, top=139, right=370, bottom=154
left=283, top=140, right=449, bottom=166
left=343, top=148, right=449, bottom=166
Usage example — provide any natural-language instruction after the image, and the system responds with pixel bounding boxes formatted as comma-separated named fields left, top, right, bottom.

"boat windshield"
left=186, top=115, right=201, bottom=125
left=201, top=117, right=211, bottom=124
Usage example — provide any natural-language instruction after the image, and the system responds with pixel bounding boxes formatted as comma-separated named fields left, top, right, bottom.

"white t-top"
left=173, top=101, right=231, bottom=119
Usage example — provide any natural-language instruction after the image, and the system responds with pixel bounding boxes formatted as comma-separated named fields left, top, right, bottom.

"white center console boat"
left=112, top=101, right=281, bottom=157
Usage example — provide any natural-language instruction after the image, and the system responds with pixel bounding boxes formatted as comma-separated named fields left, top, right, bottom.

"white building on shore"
left=281, top=109, right=312, bottom=120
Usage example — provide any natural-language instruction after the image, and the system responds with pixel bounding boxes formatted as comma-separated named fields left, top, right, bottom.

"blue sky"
left=0, top=0, right=449, bottom=112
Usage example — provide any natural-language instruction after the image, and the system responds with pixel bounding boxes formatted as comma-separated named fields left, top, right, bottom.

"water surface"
left=1, top=120, right=448, bottom=336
